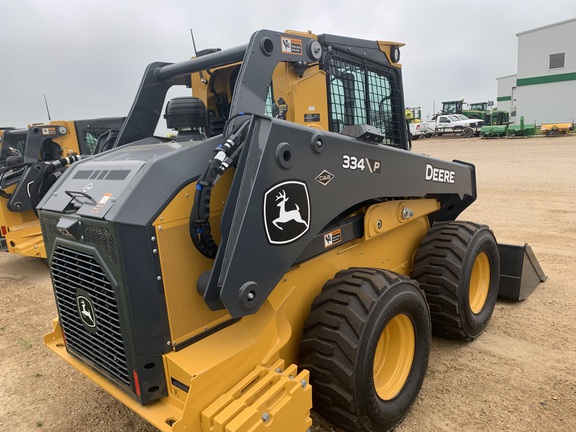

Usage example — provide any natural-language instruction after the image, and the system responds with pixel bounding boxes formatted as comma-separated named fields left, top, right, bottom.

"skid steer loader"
left=40, top=29, right=545, bottom=431
left=0, top=117, right=124, bottom=258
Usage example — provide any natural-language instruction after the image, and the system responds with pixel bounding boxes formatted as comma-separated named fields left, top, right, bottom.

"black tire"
left=425, top=133, right=433, bottom=138
left=436, top=132, right=443, bottom=136
left=412, top=221, right=500, bottom=341
left=462, top=127, right=474, bottom=138
left=299, top=268, right=431, bottom=432
left=411, top=134, right=419, bottom=140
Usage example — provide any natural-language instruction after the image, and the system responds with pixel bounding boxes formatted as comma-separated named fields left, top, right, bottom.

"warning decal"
left=304, top=113, right=320, bottom=122
left=281, top=37, right=303, bottom=55
left=42, top=127, right=56, bottom=135
left=324, top=229, right=342, bottom=248
left=92, top=193, right=113, bottom=213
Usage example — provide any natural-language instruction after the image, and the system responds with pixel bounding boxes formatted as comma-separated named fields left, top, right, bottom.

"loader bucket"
left=497, top=243, right=547, bottom=301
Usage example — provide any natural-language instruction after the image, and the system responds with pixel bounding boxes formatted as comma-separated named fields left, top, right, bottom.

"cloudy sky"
left=1, top=0, right=575, bottom=130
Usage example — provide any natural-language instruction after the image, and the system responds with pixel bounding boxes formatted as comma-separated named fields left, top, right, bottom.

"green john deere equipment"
left=442, top=100, right=509, bottom=126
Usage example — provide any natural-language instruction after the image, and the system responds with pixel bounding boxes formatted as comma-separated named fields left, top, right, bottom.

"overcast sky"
left=1, top=0, right=575, bottom=131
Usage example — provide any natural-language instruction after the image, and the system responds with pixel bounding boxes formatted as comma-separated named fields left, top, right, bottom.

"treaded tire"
left=299, top=268, right=431, bottom=432
left=412, top=221, right=500, bottom=341
left=462, top=127, right=474, bottom=138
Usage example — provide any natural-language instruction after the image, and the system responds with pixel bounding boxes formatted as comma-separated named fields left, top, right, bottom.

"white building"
left=497, top=18, right=576, bottom=124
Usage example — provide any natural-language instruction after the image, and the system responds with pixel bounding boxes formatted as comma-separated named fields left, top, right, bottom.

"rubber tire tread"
left=412, top=221, right=500, bottom=341
left=299, top=268, right=430, bottom=432
left=462, top=127, right=474, bottom=138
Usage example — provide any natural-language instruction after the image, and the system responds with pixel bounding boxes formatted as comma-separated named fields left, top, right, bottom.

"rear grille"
left=52, top=246, right=130, bottom=388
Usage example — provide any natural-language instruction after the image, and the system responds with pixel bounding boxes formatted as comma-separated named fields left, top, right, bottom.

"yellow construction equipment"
left=0, top=118, right=123, bottom=258
left=40, top=29, right=545, bottom=431
left=540, top=122, right=574, bottom=136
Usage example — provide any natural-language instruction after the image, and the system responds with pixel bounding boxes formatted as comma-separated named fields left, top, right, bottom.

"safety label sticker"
left=92, top=193, right=113, bottom=213
left=42, top=127, right=56, bottom=135
left=304, top=113, right=320, bottom=122
left=324, top=229, right=342, bottom=248
left=281, top=37, right=303, bottom=55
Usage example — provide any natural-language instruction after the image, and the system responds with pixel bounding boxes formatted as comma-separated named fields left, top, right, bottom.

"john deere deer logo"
left=76, top=292, right=97, bottom=331
left=273, top=190, right=309, bottom=231
left=264, top=181, right=310, bottom=244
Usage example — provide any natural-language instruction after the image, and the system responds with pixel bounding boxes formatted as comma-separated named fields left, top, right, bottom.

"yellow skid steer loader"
left=40, top=30, right=545, bottom=431
left=0, top=117, right=123, bottom=258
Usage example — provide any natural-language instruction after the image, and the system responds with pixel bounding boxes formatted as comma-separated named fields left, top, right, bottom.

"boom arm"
left=202, top=116, right=476, bottom=317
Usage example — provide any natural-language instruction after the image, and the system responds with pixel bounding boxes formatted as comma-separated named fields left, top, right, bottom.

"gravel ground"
left=1, top=134, right=575, bottom=431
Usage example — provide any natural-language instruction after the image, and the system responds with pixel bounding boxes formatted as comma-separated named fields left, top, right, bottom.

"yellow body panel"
left=46, top=195, right=438, bottom=430
left=153, top=171, right=234, bottom=346
left=37, top=120, right=83, bottom=156
left=272, top=63, right=328, bottom=130
left=0, top=183, right=45, bottom=258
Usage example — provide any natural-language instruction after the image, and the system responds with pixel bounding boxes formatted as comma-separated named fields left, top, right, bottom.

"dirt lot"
left=1, top=135, right=575, bottom=431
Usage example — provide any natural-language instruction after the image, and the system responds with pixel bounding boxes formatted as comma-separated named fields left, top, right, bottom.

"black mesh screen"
left=83, top=224, right=118, bottom=264
left=327, top=56, right=401, bottom=147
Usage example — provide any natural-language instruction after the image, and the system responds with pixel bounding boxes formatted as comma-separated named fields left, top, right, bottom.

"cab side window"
left=326, top=56, right=400, bottom=147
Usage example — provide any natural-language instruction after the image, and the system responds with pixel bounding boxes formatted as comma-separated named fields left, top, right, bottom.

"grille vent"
left=52, top=246, right=130, bottom=388
left=40, top=216, right=58, bottom=244
left=83, top=224, right=118, bottom=263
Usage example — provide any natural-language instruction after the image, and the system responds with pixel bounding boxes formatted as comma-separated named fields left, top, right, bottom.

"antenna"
left=43, top=94, right=52, bottom=121
left=190, top=29, right=198, bottom=57
left=190, top=28, right=207, bottom=84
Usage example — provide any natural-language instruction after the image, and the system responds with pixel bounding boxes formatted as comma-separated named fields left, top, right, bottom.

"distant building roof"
left=516, top=17, right=576, bottom=37
left=496, top=74, right=518, bottom=80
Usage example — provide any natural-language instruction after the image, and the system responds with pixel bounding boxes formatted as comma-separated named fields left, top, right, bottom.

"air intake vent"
left=52, top=246, right=130, bottom=389
left=83, top=225, right=118, bottom=264
left=40, top=216, right=58, bottom=244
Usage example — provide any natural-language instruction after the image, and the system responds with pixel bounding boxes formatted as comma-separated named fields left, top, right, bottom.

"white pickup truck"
left=408, top=122, right=426, bottom=140
left=424, top=114, right=484, bottom=138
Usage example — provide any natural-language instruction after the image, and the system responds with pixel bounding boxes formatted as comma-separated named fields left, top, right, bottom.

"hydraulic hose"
left=28, top=156, right=81, bottom=214
left=190, top=115, right=252, bottom=259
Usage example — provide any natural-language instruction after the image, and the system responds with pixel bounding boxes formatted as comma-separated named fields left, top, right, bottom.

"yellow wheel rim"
left=373, top=314, right=415, bottom=400
left=469, top=252, right=490, bottom=314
